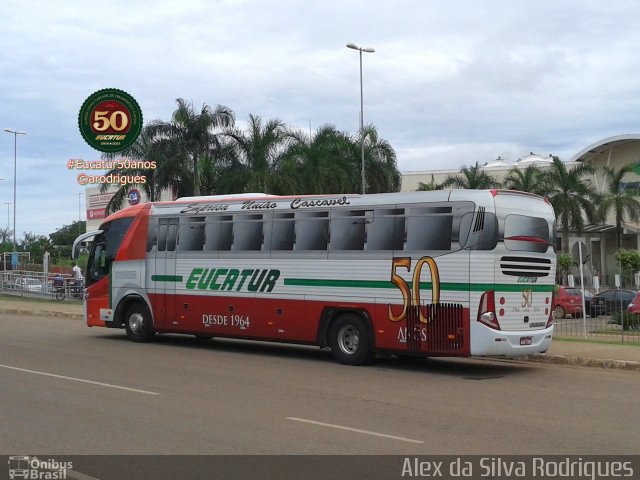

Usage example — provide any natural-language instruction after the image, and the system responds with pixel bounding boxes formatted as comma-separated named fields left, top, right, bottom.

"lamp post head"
left=4, top=128, right=27, bottom=135
left=346, top=43, right=375, bottom=53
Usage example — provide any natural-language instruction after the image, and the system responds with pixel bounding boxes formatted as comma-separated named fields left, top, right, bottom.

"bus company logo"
left=78, top=88, right=143, bottom=153
left=517, top=276, right=538, bottom=283
left=8, top=456, right=73, bottom=479
left=185, top=267, right=280, bottom=293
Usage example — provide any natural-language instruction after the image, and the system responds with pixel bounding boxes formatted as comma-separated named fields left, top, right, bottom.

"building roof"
left=569, top=134, right=640, bottom=163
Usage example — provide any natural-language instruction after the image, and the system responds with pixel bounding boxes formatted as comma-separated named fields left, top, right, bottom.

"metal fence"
left=0, top=270, right=82, bottom=301
left=552, top=297, right=640, bottom=344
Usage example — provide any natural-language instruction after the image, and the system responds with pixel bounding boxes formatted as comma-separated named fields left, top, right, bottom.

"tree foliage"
left=441, top=162, right=501, bottom=189
left=615, top=249, right=640, bottom=274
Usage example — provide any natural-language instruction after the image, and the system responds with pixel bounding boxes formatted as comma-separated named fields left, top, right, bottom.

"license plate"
left=520, top=337, right=532, bottom=346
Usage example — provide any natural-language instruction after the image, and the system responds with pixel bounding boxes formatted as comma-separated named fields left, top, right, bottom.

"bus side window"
left=329, top=210, right=368, bottom=251
left=232, top=214, right=263, bottom=251
left=406, top=205, right=453, bottom=251
left=156, top=218, right=178, bottom=252
left=167, top=223, right=178, bottom=252
left=204, top=215, right=233, bottom=251
left=365, top=208, right=404, bottom=251
left=146, top=218, right=157, bottom=252
left=268, top=212, right=295, bottom=250
left=294, top=211, right=329, bottom=250
left=91, top=243, right=107, bottom=278
left=157, top=222, right=168, bottom=251
left=178, top=217, right=205, bottom=251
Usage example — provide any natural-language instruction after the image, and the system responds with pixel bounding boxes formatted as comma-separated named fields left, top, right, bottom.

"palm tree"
left=441, top=162, right=501, bottom=189
left=416, top=175, right=441, bottom=191
left=543, top=156, right=598, bottom=253
left=281, top=125, right=355, bottom=194
left=148, top=98, right=235, bottom=196
left=218, top=114, right=292, bottom=194
left=100, top=125, right=171, bottom=214
left=503, top=165, right=546, bottom=195
left=596, top=163, right=640, bottom=251
left=359, top=125, right=401, bottom=194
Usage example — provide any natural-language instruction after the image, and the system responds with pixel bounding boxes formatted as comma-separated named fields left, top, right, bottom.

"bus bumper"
left=470, top=323, right=554, bottom=357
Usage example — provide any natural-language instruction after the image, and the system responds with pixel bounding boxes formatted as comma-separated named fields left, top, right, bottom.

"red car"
left=628, top=291, right=640, bottom=315
left=551, top=286, right=583, bottom=319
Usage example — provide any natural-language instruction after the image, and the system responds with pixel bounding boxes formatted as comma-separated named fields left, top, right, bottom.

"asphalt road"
left=1, top=313, right=638, bottom=456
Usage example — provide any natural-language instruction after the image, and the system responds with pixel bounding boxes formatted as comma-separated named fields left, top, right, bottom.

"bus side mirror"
left=72, top=230, right=102, bottom=259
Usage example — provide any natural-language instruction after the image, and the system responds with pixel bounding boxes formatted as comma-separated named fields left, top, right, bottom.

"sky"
left=1, top=0, right=640, bottom=239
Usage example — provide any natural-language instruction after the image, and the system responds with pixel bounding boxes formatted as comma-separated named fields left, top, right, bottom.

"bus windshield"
left=86, top=217, right=133, bottom=286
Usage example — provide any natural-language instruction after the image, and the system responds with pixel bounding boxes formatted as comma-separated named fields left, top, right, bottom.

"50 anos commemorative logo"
left=78, top=88, right=142, bottom=153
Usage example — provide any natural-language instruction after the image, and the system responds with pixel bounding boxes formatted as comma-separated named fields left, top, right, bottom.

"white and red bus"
left=73, top=190, right=556, bottom=365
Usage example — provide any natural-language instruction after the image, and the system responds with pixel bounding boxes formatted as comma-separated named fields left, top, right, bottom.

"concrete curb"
left=522, top=353, right=640, bottom=372
left=0, top=307, right=83, bottom=320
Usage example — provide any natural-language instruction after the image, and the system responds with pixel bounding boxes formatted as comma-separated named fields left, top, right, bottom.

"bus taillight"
left=546, top=308, right=554, bottom=329
left=477, top=290, right=500, bottom=330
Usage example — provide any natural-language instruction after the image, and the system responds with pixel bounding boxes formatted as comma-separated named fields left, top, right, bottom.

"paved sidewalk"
left=1, top=296, right=639, bottom=371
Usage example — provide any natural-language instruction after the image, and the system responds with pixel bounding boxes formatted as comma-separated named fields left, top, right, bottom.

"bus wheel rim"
left=129, top=313, right=144, bottom=334
left=337, top=325, right=359, bottom=354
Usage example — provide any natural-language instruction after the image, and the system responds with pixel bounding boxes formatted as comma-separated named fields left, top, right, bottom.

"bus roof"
left=97, top=189, right=550, bottom=224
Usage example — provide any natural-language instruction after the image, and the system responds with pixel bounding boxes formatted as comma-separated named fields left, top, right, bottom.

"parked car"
left=14, top=278, right=44, bottom=292
left=551, top=286, right=583, bottom=319
left=627, top=291, right=640, bottom=315
left=591, top=289, right=638, bottom=315
left=582, top=290, right=606, bottom=317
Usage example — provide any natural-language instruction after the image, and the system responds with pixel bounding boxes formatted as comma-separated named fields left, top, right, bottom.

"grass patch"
left=553, top=336, right=640, bottom=346
left=0, top=294, right=82, bottom=305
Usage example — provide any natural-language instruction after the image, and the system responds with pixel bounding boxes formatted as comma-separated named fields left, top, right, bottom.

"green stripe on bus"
left=151, top=275, right=184, bottom=282
left=283, top=278, right=554, bottom=293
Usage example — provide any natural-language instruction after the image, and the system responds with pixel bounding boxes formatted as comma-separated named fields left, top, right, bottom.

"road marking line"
left=0, top=364, right=160, bottom=396
left=286, top=417, right=424, bottom=444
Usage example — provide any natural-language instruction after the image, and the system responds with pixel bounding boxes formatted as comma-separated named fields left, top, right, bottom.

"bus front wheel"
left=124, top=303, right=155, bottom=343
left=329, top=314, right=373, bottom=366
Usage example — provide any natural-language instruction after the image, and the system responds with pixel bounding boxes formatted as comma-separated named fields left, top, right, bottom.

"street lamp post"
left=4, top=202, right=10, bottom=230
left=346, top=42, right=375, bottom=195
left=4, top=128, right=27, bottom=252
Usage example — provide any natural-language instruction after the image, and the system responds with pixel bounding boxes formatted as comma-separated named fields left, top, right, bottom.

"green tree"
left=441, top=162, right=501, bottom=189
left=20, top=232, right=51, bottom=264
left=279, top=124, right=354, bottom=194
left=148, top=98, right=235, bottom=197
left=556, top=253, right=574, bottom=284
left=503, top=165, right=546, bottom=195
left=358, top=125, right=401, bottom=194
left=218, top=114, right=292, bottom=194
left=543, top=156, right=598, bottom=254
left=0, top=226, right=12, bottom=245
left=49, top=221, right=86, bottom=246
left=596, top=164, right=640, bottom=251
left=416, top=175, right=441, bottom=191
left=615, top=249, right=640, bottom=275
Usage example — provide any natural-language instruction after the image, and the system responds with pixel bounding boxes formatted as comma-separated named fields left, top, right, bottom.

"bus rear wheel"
left=329, top=314, right=373, bottom=366
left=124, top=303, right=155, bottom=343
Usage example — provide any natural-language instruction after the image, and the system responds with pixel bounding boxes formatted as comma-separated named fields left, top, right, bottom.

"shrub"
left=611, top=312, right=640, bottom=331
